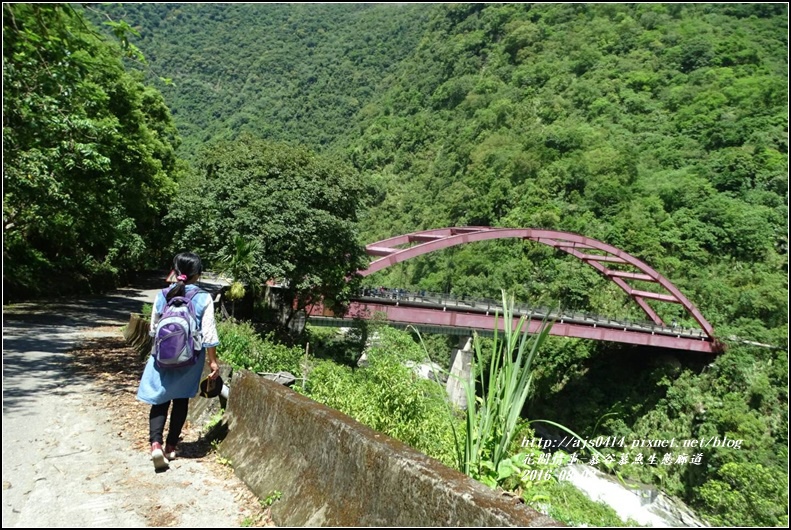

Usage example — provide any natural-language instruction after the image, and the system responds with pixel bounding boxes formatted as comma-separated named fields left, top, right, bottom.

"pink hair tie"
left=177, top=274, right=188, bottom=281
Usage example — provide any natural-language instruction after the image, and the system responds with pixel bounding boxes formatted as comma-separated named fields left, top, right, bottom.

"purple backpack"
left=152, top=288, right=203, bottom=369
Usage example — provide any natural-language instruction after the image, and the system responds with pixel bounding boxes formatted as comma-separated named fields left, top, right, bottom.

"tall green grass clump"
left=449, top=290, right=554, bottom=485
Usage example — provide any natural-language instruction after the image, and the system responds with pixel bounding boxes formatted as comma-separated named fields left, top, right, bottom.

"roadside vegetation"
left=215, top=295, right=638, bottom=527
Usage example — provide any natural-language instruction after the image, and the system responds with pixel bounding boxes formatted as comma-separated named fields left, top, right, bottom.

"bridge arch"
left=360, top=226, right=715, bottom=340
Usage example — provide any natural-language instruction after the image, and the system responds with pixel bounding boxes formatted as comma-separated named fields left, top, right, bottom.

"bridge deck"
left=306, top=293, right=721, bottom=354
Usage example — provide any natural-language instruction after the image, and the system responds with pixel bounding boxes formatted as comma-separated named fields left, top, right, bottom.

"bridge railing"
left=354, top=288, right=709, bottom=340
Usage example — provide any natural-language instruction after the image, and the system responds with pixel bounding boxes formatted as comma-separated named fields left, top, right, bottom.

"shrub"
left=217, top=319, right=304, bottom=376
left=301, top=329, right=461, bottom=467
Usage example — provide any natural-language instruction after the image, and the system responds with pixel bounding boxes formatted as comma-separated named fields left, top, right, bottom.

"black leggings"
left=149, top=398, right=189, bottom=446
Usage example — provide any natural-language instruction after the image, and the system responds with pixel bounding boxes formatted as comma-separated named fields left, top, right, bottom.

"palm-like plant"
left=215, top=235, right=261, bottom=316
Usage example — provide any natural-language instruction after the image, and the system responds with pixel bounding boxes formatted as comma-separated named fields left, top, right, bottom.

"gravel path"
left=2, top=278, right=271, bottom=527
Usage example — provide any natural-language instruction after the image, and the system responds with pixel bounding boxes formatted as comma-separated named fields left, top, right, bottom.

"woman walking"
left=136, top=252, right=220, bottom=470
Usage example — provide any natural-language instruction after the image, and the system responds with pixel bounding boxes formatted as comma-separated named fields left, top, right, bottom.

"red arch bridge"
left=305, top=227, right=724, bottom=354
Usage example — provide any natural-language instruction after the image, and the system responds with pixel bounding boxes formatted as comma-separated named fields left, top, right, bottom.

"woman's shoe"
left=164, top=444, right=177, bottom=461
left=151, top=442, right=169, bottom=470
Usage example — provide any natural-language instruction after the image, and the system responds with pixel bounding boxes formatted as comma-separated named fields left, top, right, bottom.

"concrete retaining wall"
left=122, top=313, right=152, bottom=360
left=221, top=370, right=560, bottom=527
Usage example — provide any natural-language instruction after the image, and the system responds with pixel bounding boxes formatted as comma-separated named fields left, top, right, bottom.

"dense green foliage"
left=698, top=461, right=788, bottom=527
left=164, top=136, right=368, bottom=323
left=217, top=319, right=304, bottom=376
left=351, top=4, right=787, bottom=331
left=3, top=4, right=181, bottom=299
left=300, top=325, right=460, bottom=468
left=530, top=340, right=788, bottom=526
left=80, top=3, right=431, bottom=161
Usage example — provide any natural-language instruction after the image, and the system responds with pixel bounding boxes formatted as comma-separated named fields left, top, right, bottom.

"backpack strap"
left=163, top=286, right=204, bottom=299
left=161, top=286, right=204, bottom=308
left=183, top=288, right=204, bottom=301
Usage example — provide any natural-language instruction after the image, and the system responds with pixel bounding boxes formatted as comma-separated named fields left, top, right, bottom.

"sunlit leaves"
left=3, top=4, right=179, bottom=297
left=165, top=136, right=368, bottom=325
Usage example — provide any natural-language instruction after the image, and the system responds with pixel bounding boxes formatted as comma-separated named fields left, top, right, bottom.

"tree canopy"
left=3, top=4, right=181, bottom=298
left=164, top=136, right=368, bottom=323
left=80, top=3, right=431, bottom=161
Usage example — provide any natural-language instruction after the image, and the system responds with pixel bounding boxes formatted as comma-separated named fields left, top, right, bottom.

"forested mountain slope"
left=85, top=4, right=788, bottom=337
left=349, top=3, right=787, bottom=333
left=79, top=4, right=788, bottom=526
left=82, top=2, right=431, bottom=159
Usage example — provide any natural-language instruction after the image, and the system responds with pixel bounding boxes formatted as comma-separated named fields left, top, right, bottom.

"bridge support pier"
left=446, top=336, right=473, bottom=409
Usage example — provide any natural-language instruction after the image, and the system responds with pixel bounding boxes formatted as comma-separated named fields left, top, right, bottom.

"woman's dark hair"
left=167, top=252, right=203, bottom=301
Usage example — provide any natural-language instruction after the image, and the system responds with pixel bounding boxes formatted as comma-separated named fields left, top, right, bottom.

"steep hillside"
left=82, top=3, right=431, bottom=159
left=349, top=4, right=787, bottom=322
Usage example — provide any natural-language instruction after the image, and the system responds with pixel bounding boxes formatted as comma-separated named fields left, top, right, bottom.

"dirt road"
left=2, top=277, right=270, bottom=527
